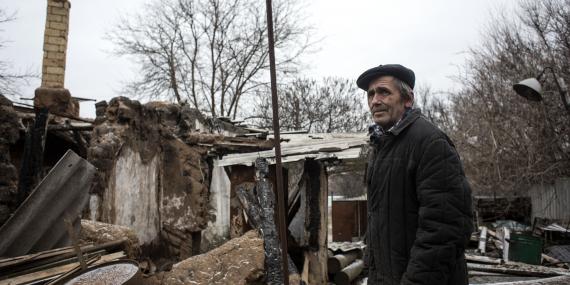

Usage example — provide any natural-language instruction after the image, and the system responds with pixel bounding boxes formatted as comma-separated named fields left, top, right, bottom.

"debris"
left=0, top=251, right=126, bottom=285
left=0, top=150, right=96, bottom=257
left=80, top=220, right=140, bottom=259
left=333, top=259, right=364, bottom=285
left=0, top=239, right=129, bottom=279
left=479, top=226, right=488, bottom=254
left=328, top=250, right=360, bottom=274
left=545, top=245, right=570, bottom=264
left=164, top=230, right=264, bottom=285
left=540, top=224, right=570, bottom=233
left=467, top=262, right=567, bottom=277
left=17, top=108, right=49, bottom=205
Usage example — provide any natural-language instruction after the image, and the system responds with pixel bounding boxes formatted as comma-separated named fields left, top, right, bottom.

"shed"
left=208, top=132, right=368, bottom=284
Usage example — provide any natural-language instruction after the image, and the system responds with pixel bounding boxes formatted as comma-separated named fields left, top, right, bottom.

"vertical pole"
left=264, top=0, right=289, bottom=283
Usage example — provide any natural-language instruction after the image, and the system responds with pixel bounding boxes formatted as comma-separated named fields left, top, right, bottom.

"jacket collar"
left=368, top=108, right=422, bottom=144
left=389, top=108, right=421, bottom=136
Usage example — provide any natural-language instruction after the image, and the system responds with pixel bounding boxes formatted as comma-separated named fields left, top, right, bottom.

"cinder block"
left=49, top=21, right=68, bottom=31
left=42, top=73, right=64, bottom=84
left=43, top=58, right=64, bottom=67
left=49, top=15, right=63, bottom=23
left=46, top=66, right=65, bottom=75
left=48, top=0, right=65, bottom=8
left=46, top=36, right=66, bottom=46
left=45, top=51, right=65, bottom=60
left=50, top=7, right=70, bottom=16
left=44, top=28, right=66, bottom=38
left=44, top=44, right=60, bottom=52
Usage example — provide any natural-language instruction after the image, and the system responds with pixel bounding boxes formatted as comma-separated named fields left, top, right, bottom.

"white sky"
left=1, top=0, right=519, bottom=118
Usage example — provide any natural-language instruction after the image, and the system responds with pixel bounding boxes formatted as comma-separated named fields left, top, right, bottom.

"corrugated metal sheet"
left=545, top=245, right=570, bottom=263
left=0, top=150, right=96, bottom=257
left=527, top=177, right=570, bottom=222
left=216, top=133, right=368, bottom=167
left=328, top=241, right=365, bottom=253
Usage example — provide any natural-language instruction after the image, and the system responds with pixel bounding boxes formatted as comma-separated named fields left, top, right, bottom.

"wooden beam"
left=305, top=159, right=328, bottom=284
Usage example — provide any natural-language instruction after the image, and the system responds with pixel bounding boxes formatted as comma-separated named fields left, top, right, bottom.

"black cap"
left=356, top=64, right=415, bottom=91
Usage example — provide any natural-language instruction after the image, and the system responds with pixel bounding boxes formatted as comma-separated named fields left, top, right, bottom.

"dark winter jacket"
left=366, top=108, right=473, bottom=285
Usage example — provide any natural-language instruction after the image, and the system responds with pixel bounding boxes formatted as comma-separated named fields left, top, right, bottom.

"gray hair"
left=393, top=77, right=414, bottom=103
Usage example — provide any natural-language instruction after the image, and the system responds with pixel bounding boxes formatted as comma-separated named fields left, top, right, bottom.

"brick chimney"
left=34, top=0, right=79, bottom=117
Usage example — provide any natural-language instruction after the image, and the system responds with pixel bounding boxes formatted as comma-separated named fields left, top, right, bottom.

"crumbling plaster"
left=88, top=97, right=213, bottom=252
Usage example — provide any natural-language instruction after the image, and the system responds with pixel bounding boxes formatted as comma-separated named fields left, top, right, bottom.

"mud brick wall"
left=0, top=96, right=21, bottom=225
left=88, top=97, right=213, bottom=259
left=41, top=0, right=70, bottom=88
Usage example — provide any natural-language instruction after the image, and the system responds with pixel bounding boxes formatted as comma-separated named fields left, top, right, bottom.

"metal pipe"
left=264, top=0, right=289, bottom=283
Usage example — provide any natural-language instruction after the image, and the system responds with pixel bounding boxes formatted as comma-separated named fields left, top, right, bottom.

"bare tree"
left=108, top=0, right=313, bottom=118
left=0, top=8, right=35, bottom=98
left=449, top=0, right=570, bottom=196
left=252, top=77, right=369, bottom=133
left=414, top=84, right=453, bottom=132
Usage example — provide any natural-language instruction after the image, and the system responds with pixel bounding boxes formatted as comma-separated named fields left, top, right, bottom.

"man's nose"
left=371, top=94, right=384, bottom=105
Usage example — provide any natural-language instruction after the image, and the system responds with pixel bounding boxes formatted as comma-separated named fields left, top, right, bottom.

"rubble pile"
left=80, top=219, right=141, bottom=259
left=164, top=230, right=264, bottom=285
left=467, top=220, right=570, bottom=284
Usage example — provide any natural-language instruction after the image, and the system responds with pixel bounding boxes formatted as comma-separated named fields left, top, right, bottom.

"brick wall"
left=41, top=0, right=70, bottom=88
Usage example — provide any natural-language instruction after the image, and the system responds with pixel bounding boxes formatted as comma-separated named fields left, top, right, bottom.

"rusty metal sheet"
left=0, top=150, right=96, bottom=257
left=331, top=201, right=367, bottom=242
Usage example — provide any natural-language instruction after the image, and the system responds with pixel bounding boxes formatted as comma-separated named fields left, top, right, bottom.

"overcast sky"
left=2, top=0, right=518, bottom=118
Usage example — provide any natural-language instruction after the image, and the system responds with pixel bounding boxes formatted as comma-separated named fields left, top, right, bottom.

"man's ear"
left=405, top=92, right=414, bottom=108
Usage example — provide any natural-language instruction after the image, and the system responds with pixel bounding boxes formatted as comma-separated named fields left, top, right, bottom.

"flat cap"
left=356, top=64, right=415, bottom=91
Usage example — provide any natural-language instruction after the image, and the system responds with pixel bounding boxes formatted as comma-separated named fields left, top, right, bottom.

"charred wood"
left=17, top=108, right=49, bottom=204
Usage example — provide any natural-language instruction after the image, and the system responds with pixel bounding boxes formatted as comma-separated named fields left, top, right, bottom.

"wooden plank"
left=465, top=254, right=502, bottom=265
left=466, top=263, right=562, bottom=277
left=301, top=252, right=310, bottom=283
left=0, top=245, right=78, bottom=266
left=503, top=228, right=511, bottom=261
left=478, top=226, right=488, bottom=254
left=0, top=239, right=123, bottom=272
left=0, top=252, right=125, bottom=285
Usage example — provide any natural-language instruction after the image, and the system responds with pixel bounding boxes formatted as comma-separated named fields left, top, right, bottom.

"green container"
left=508, top=233, right=543, bottom=265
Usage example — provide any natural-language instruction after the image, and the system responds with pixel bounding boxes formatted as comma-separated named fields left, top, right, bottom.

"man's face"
left=367, top=76, right=412, bottom=129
